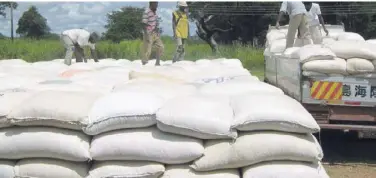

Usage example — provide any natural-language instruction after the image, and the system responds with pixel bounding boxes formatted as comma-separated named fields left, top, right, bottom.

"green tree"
left=0, top=2, right=17, bottom=17
left=103, top=6, right=144, bottom=43
left=16, top=6, right=50, bottom=39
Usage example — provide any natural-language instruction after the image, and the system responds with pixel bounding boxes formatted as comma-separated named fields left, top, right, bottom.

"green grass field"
left=0, top=38, right=265, bottom=78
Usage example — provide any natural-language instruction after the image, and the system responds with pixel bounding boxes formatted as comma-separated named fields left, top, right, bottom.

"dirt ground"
left=318, top=130, right=376, bottom=178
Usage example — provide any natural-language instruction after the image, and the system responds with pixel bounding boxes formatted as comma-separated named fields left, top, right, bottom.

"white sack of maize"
left=0, top=160, right=14, bottom=178
left=242, top=161, right=329, bottom=178
left=112, top=80, right=197, bottom=101
left=198, top=81, right=284, bottom=97
left=366, top=39, right=376, bottom=44
left=302, top=57, right=348, bottom=75
left=231, top=93, right=320, bottom=133
left=24, top=79, right=91, bottom=93
left=90, top=127, right=204, bottom=164
left=0, top=127, right=90, bottom=161
left=292, top=44, right=335, bottom=63
left=337, top=32, right=365, bottom=41
left=283, top=47, right=300, bottom=58
left=87, top=161, right=165, bottom=178
left=346, top=58, right=375, bottom=74
left=191, top=131, right=323, bottom=171
left=84, top=92, right=164, bottom=135
left=14, top=159, right=88, bottom=178
left=325, top=40, right=376, bottom=60
left=156, top=94, right=237, bottom=139
left=160, top=165, right=240, bottom=178
left=0, top=90, right=34, bottom=128
left=8, top=91, right=101, bottom=130
left=269, top=39, right=286, bottom=53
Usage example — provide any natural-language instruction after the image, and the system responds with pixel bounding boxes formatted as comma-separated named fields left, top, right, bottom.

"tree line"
left=2, top=2, right=376, bottom=46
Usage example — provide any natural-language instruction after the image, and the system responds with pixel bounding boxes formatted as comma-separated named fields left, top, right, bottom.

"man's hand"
left=324, top=28, right=329, bottom=36
left=276, top=22, right=280, bottom=30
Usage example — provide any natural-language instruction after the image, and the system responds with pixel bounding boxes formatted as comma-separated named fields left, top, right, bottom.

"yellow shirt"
left=173, top=10, right=189, bottom=39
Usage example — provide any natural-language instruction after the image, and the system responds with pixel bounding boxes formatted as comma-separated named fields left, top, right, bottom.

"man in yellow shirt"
left=172, top=1, right=189, bottom=63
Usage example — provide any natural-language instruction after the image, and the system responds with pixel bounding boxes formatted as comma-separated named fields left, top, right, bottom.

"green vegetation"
left=0, top=38, right=265, bottom=77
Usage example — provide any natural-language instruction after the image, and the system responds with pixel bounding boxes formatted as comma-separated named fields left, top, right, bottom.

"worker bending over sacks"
left=304, top=2, right=329, bottom=44
left=276, top=1, right=312, bottom=48
left=60, top=29, right=99, bottom=65
left=172, top=1, right=189, bottom=63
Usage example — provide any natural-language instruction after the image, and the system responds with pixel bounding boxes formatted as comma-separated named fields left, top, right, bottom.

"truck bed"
left=265, top=54, right=376, bottom=131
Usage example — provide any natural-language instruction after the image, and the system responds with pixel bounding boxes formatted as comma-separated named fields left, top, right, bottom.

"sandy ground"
left=317, top=130, right=376, bottom=178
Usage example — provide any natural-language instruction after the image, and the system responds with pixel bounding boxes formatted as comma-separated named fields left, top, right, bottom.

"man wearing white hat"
left=172, top=1, right=189, bottom=62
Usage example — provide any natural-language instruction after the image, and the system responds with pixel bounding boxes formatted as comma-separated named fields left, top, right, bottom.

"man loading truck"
left=276, top=1, right=312, bottom=48
left=60, top=29, right=99, bottom=65
left=305, top=2, right=329, bottom=44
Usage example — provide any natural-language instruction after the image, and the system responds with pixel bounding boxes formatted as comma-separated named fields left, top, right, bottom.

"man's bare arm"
left=172, top=13, right=176, bottom=37
left=318, top=15, right=328, bottom=35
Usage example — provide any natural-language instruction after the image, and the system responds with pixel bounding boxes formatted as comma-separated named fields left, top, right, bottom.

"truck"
left=264, top=24, right=376, bottom=138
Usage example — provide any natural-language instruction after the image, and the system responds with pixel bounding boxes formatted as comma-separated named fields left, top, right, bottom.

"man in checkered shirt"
left=141, top=1, right=164, bottom=66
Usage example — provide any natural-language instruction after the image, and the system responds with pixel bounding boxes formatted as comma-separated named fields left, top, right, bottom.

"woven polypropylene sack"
left=242, top=161, right=329, bottom=178
left=191, top=131, right=323, bottom=171
left=87, top=161, right=165, bottom=178
left=160, top=165, right=240, bottom=178
left=346, top=58, right=375, bottom=74
left=291, top=44, right=335, bottom=63
left=0, top=127, right=90, bottom=161
left=0, top=160, right=14, bottom=178
left=302, top=57, right=348, bottom=75
left=90, top=127, right=204, bottom=164
left=84, top=91, right=165, bottom=135
left=8, top=91, right=101, bottom=130
left=198, top=81, right=284, bottom=97
left=337, top=32, right=365, bottom=42
left=0, top=90, right=34, bottom=128
left=14, top=159, right=88, bottom=178
left=231, top=93, right=320, bottom=133
left=156, top=94, right=237, bottom=139
left=325, top=40, right=376, bottom=60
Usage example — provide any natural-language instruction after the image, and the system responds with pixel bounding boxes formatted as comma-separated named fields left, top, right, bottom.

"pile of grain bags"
left=287, top=44, right=347, bottom=77
left=0, top=90, right=101, bottom=178
left=324, top=38, right=376, bottom=76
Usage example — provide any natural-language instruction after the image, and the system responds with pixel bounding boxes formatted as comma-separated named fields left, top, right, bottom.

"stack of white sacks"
left=0, top=58, right=329, bottom=177
left=265, top=26, right=376, bottom=77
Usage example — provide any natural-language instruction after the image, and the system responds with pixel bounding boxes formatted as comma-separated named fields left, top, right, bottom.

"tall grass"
left=0, top=38, right=264, bottom=76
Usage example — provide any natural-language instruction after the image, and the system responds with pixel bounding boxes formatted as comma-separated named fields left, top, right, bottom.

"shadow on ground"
left=315, top=130, right=376, bottom=165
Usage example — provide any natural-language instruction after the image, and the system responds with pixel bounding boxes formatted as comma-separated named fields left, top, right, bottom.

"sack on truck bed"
left=302, top=57, right=348, bottom=75
left=325, top=40, right=376, bottom=60
left=90, top=127, right=204, bottom=164
left=242, top=161, right=329, bottom=178
left=191, top=131, right=323, bottom=171
left=0, top=127, right=90, bottom=161
left=0, top=160, right=14, bottom=178
left=88, top=161, right=165, bottom=178
left=231, top=93, right=320, bottom=133
left=0, top=90, right=34, bottom=128
left=337, top=32, right=365, bottom=42
left=292, top=45, right=336, bottom=63
left=8, top=91, right=101, bottom=130
left=160, top=165, right=240, bottom=178
left=14, top=159, right=88, bottom=178
left=156, top=94, right=237, bottom=139
left=269, top=39, right=286, bottom=53
left=346, top=58, right=375, bottom=74
left=84, top=92, right=165, bottom=135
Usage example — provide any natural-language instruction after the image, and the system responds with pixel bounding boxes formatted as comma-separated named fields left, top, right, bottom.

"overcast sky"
left=0, top=2, right=197, bottom=37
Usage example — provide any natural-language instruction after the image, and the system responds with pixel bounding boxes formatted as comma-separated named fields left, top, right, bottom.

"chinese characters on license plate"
left=342, top=83, right=376, bottom=101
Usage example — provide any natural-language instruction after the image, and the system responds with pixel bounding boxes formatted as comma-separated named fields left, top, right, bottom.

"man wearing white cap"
left=276, top=1, right=311, bottom=48
left=305, top=2, right=329, bottom=44
left=172, top=1, right=189, bottom=62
